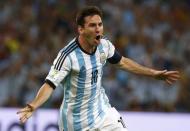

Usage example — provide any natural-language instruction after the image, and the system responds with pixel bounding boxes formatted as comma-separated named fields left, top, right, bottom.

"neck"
left=78, top=35, right=96, bottom=54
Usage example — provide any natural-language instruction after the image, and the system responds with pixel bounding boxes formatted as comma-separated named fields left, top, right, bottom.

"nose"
left=95, top=26, right=100, bottom=33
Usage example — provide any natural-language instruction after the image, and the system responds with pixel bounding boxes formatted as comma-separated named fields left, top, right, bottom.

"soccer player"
left=17, top=6, right=180, bottom=131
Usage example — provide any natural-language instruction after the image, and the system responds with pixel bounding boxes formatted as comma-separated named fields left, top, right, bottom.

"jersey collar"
left=76, top=37, right=97, bottom=55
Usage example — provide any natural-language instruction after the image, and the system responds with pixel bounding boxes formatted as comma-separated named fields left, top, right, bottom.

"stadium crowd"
left=0, top=0, right=190, bottom=112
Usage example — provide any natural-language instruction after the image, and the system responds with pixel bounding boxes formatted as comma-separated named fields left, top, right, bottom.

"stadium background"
left=0, top=0, right=190, bottom=130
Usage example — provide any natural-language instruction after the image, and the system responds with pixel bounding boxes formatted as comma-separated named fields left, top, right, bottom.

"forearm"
left=118, top=57, right=155, bottom=76
left=29, top=83, right=54, bottom=109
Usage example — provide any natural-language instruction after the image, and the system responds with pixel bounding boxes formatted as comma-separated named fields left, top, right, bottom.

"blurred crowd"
left=0, top=0, right=190, bottom=112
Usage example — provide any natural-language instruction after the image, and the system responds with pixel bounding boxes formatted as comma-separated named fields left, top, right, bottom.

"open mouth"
left=96, top=35, right=101, bottom=40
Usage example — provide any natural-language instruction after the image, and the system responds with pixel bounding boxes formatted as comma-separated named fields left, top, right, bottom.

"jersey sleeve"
left=106, top=40, right=122, bottom=64
left=45, top=51, right=71, bottom=89
left=107, top=40, right=115, bottom=59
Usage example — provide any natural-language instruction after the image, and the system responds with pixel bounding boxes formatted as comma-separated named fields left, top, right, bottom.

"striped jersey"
left=45, top=37, right=120, bottom=131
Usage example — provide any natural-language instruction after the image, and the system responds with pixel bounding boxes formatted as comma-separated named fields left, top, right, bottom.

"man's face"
left=79, top=15, right=103, bottom=46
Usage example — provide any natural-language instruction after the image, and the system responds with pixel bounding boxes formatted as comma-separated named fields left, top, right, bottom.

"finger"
left=20, top=112, right=32, bottom=122
left=166, top=77, right=178, bottom=82
left=167, top=71, right=179, bottom=73
left=164, top=71, right=179, bottom=75
left=168, top=73, right=180, bottom=78
left=20, top=114, right=28, bottom=123
left=169, top=74, right=180, bottom=79
left=168, top=77, right=179, bottom=81
left=20, top=117, right=28, bottom=124
left=168, top=75, right=180, bottom=81
left=163, top=73, right=180, bottom=80
left=167, top=77, right=177, bottom=84
left=166, top=79, right=173, bottom=85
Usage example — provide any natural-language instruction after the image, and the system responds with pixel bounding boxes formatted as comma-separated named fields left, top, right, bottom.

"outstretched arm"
left=17, top=83, right=54, bottom=123
left=117, top=56, right=180, bottom=84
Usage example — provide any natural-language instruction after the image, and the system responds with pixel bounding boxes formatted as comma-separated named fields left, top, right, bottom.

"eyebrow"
left=88, top=22, right=102, bottom=25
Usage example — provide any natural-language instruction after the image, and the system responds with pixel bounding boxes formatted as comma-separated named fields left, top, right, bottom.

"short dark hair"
left=76, top=6, right=103, bottom=27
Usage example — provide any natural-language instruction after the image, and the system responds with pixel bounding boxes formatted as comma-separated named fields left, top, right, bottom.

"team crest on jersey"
left=100, top=52, right=106, bottom=64
left=50, top=69, right=58, bottom=78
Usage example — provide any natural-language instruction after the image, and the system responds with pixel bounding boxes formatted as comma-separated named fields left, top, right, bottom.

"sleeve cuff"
left=44, top=79, right=56, bottom=89
left=107, top=50, right=122, bottom=64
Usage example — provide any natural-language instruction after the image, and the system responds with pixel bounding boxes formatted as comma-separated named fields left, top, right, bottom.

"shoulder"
left=100, top=36, right=111, bottom=45
left=54, top=38, right=78, bottom=67
left=101, top=36, right=109, bottom=42
left=100, top=36, right=114, bottom=49
left=61, top=38, right=78, bottom=52
left=58, top=38, right=78, bottom=57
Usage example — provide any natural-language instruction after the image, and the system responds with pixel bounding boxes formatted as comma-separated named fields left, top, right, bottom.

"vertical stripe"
left=97, top=44, right=104, bottom=117
left=87, top=54, right=98, bottom=128
left=73, top=49, right=86, bottom=131
left=62, top=73, right=72, bottom=131
left=59, top=104, right=64, bottom=131
left=102, top=88, right=111, bottom=107
left=98, top=43, right=104, bottom=54
left=98, top=90, right=104, bottom=118
left=98, top=43, right=105, bottom=74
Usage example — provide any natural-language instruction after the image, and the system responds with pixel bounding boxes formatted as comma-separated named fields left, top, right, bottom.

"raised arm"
left=17, top=83, right=54, bottom=123
left=117, top=56, right=180, bottom=85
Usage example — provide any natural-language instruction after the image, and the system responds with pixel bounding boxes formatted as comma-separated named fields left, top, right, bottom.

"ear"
left=78, top=26, right=84, bottom=35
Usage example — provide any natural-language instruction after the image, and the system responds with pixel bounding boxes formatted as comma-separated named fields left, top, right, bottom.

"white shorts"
left=60, top=107, right=128, bottom=131
left=91, top=107, right=128, bottom=131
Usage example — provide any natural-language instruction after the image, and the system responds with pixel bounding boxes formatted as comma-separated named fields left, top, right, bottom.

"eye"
left=89, top=23, right=96, bottom=27
left=98, top=23, right=103, bottom=27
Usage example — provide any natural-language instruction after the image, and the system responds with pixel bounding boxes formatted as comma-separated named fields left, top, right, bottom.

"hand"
left=17, top=104, right=35, bottom=123
left=153, top=70, right=180, bottom=85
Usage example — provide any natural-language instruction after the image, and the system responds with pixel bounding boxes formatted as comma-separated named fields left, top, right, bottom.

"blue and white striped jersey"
left=46, top=37, right=120, bottom=131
